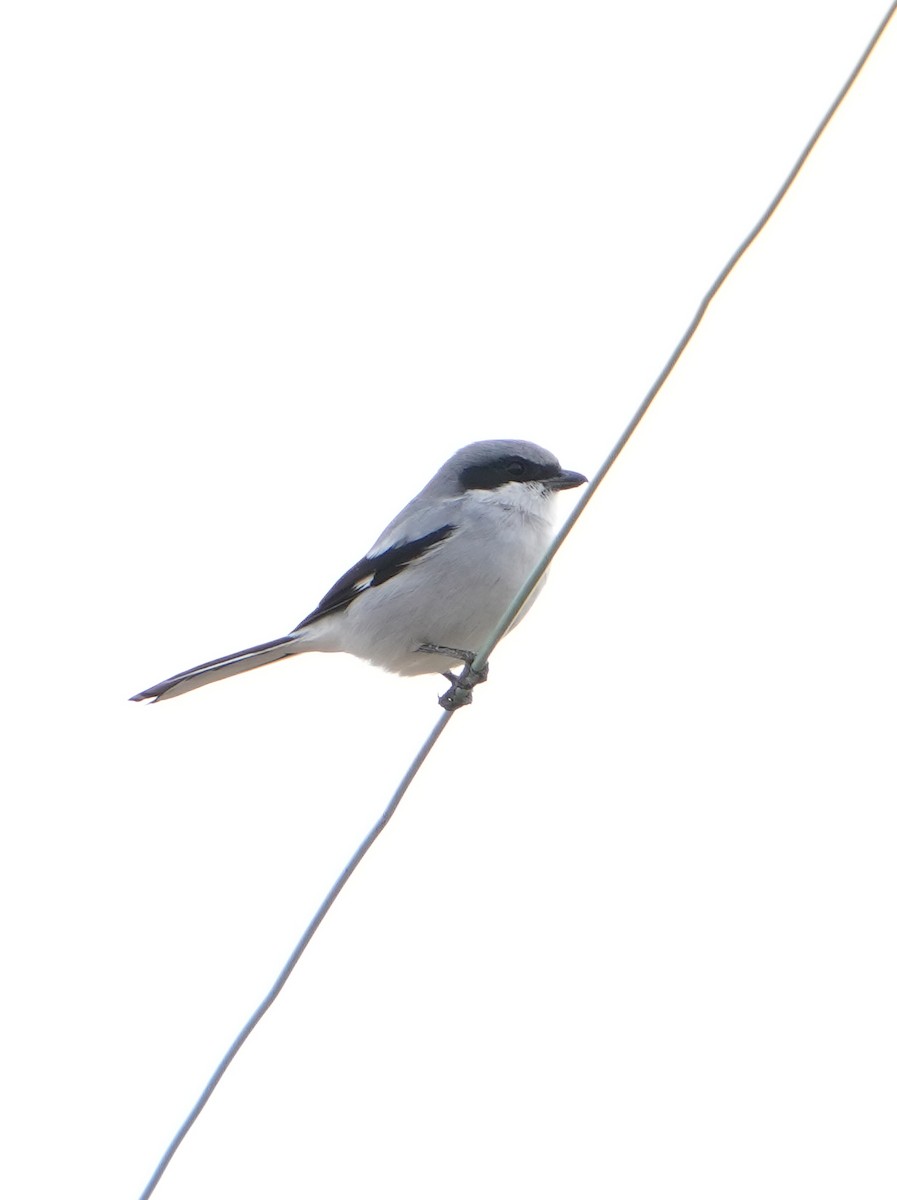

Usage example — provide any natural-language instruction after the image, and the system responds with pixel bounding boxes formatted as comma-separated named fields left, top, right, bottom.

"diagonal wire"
left=138, top=5, right=897, bottom=1196
left=467, top=0, right=897, bottom=679
left=138, top=712, right=451, bottom=1200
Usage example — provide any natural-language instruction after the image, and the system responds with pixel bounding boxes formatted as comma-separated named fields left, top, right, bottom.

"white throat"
left=470, top=481, right=557, bottom=524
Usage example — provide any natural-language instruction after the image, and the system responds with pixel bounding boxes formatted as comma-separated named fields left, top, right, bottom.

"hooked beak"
left=545, top=468, right=588, bottom=492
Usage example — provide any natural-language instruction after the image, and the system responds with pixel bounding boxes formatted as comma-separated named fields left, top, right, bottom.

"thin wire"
left=138, top=6, right=896, bottom=1196
left=467, top=0, right=897, bottom=677
left=138, top=712, right=452, bottom=1200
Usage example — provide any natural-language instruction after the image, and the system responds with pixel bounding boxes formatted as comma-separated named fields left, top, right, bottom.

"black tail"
left=129, top=634, right=302, bottom=703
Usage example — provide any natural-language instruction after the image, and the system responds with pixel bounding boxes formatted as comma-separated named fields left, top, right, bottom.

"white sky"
left=2, top=2, right=896, bottom=1197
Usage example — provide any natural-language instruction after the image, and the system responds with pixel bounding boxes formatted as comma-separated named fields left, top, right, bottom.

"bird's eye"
left=506, top=459, right=526, bottom=476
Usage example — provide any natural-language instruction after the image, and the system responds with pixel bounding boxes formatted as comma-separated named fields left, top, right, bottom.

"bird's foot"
left=417, top=643, right=489, bottom=710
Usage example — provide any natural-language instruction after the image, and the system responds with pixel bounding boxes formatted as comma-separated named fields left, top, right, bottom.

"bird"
left=129, top=439, right=587, bottom=707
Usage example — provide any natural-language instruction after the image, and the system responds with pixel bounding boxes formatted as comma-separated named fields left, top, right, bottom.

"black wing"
left=293, top=523, right=456, bottom=630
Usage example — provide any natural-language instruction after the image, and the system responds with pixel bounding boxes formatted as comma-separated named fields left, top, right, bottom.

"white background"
left=2, top=2, right=896, bottom=1196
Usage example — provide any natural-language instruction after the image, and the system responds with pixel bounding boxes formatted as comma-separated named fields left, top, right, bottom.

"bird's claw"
left=417, top=643, right=489, bottom=709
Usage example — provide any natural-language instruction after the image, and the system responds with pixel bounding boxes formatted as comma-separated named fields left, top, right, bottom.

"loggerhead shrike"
left=130, top=439, right=586, bottom=707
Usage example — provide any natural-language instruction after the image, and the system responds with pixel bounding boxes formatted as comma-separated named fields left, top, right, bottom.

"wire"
left=466, top=0, right=897, bottom=678
left=138, top=5, right=897, bottom=1195
left=138, top=710, right=451, bottom=1200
